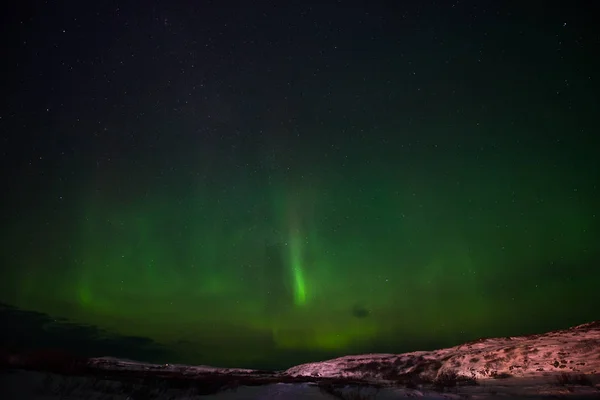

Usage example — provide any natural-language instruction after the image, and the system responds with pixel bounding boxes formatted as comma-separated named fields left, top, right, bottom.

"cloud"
left=351, top=304, right=370, bottom=319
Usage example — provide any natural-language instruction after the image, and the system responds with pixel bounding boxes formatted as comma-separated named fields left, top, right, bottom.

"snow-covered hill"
left=286, top=321, right=600, bottom=383
left=1, top=321, right=599, bottom=399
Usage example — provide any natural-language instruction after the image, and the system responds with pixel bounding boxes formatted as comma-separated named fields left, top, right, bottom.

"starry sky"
left=1, top=0, right=599, bottom=370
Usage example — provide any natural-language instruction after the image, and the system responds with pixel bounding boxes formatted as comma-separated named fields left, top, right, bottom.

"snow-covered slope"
left=2, top=321, right=599, bottom=399
left=286, top=321, right=600, bottom=383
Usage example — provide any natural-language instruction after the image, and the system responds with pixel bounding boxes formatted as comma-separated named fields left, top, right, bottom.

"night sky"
left=1, top=0, right=599, bottom=370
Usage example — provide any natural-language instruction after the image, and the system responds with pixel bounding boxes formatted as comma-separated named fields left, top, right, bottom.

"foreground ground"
left=1, top=321, right=599, bottom=399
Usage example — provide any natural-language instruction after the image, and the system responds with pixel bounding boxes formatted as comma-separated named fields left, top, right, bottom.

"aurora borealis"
left=1, top=1, right=599, bottom=370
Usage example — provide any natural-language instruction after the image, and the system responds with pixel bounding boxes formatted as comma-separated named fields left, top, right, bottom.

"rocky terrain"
left=1, top=321, right=599, bottom=399
left=286, top=321, right=600, bottom=383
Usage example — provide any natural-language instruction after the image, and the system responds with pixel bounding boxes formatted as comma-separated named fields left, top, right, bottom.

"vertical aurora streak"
left=289, top=230, right=307, bottom=306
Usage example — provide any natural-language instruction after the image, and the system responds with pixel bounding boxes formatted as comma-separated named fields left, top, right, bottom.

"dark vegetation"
left=461, top=337, right=489, bottom=347
left=343, top=356, right=478, bottom=392
left=574, top=321, right=600, bottom=333
left=572, top=339, right=600, bottom=353
left=490, top=371, right=513, bottom=379
left=345, top=355, right=441, bottom=387
left=433, top=370, right=478, bottom=391
left=554, top=372, right=594, bottom=387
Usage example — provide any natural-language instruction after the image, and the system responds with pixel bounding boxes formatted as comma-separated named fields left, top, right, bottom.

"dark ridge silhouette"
left=0, top=302, right=170, bottom=363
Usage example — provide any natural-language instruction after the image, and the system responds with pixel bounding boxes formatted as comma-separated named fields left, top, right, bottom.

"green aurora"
left=2, top=137, right=598, bottom=368
left=1, top=0, right=599, bottom=371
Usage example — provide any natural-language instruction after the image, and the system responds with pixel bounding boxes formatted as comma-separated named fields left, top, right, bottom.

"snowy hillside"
left=286, top=321, right=600, bottom=383
left=1, top=321, right=599, bottom=399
